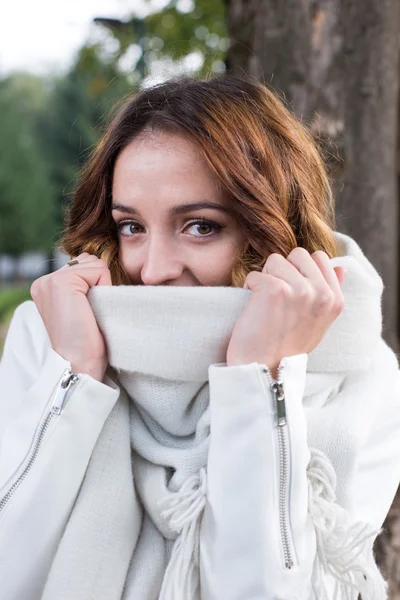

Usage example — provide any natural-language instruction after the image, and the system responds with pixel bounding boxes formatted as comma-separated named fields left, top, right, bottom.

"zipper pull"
left=52, top=368, right=79, bottom=415
left=271, top=381, right=287, bottom=426
left=262, top=358, right=287, bottom=425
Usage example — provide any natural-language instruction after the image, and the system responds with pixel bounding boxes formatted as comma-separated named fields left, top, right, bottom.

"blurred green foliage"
left=0, top=286, right=32, bottom=353
left=95, top=0, right=228, bottom=78
left=0, top=286, right=31, bottom=322
left=0, top=74, right=57, bottom=256
left=37, top=44, right=132, bottom=230
left=0, top=0, right=227, bottom=262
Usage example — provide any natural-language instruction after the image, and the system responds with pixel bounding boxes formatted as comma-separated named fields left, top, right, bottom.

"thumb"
left=334, top=266, right=347, bottom=286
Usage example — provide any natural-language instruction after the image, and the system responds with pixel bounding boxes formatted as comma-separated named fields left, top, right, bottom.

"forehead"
left=112, top=131, right=221, bottom=199
left=110, top=131, right=243, bottom=239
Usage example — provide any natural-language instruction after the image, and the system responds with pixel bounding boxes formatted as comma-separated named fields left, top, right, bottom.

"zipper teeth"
left=0, top=368, right=79, bottom=515
left=0, top=410, right=55, bottom=512
left=263, top=359, right=294, bottom=569
left=277, top=425, right=293, bottom=568
left=264, top=362, right=285, bottom=388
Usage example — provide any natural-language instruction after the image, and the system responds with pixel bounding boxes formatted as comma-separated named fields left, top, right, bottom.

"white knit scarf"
left=41, top=232, right=387, bottom=600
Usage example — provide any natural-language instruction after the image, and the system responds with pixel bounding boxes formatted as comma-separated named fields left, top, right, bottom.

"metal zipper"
left=262, top=359, right=296, bottom=569
left=0, top=367, right=79, bottom=513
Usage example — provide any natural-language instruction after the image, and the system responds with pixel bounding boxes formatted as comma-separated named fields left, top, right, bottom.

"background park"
left=1, top=0, right=400, bottom=594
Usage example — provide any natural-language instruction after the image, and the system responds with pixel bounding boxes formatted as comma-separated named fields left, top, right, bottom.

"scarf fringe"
left=154, top=449, right=388, bottom=600
left=158, top=468, right=207, bottom=600
left=307, top=448, right=388, bottom=600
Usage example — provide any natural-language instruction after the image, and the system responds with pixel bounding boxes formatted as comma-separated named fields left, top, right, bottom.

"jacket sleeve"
left=0, top=301, right=120, bottom=600
left=200, top=348, right=398, bottom=600
left=200, top=354, right=317, bottom=600
left=348, top=340, right=400, bottom=533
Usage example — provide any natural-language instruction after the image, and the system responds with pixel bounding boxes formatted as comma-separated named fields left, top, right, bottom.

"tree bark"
left=225, top=0, right=400, bottom=351
left=225, top=0, right=400, bottom=595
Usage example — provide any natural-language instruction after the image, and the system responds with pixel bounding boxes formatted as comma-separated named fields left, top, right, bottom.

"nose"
left=140, top=233, right=184, bottom=286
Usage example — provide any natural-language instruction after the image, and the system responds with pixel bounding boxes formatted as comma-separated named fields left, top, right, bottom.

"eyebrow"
left=111, top=201, right=235, bottom=217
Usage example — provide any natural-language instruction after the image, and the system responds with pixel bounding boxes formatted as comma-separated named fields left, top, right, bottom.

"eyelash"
left=116, top=217, right=224, bottom=239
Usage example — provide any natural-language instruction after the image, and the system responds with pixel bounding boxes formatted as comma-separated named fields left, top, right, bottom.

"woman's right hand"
left=30, top=252, right=112, bottom=382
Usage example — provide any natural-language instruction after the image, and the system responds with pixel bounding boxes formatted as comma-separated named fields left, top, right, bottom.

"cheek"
left=117, top=238, right=242, bottom=286
left=195, top=243, right=240, bottom=286
left=118, top=244, right=140, bottom=277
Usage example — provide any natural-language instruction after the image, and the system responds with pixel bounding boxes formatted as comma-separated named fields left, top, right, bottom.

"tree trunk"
left=225, top=0, right=400, bottom=595
left=225, top=0, right=400, bottom=351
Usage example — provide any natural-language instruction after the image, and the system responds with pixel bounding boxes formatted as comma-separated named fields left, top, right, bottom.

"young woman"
left=0, top=75, right=399, bottom=600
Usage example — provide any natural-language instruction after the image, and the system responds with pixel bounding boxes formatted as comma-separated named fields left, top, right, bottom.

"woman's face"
left=111, top=130, right=246, bottom=286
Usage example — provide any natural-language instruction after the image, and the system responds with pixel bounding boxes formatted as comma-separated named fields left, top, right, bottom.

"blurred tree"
left=0, top=0, right=229, bottom=267
left=225, top=0, right=400, bottom=353
left=94, top=0, right=228, bottom=81
left=38, top=44, right=132, bottom=233
left=224, top=0, right=400, bottom=595
left=0, top=75, right=56, bottom=258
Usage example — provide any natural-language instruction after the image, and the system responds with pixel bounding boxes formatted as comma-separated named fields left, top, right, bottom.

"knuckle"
left=47, top=273, right=61, bottom=289
left=246, top=270, right=264, bottom=287
left=317, top=289, right=333, bottom=305
left=267, top=252, right=283, bottom=260
left=30, top=279, right=41, bottom=298
left=269, top=279, right=288, bottom=297
left=96, top=258, right=108, bottom=269
left=297, top=284, right=311, bottom=300
left=333, top=295, right=345, bottom=315
left=266, top=253, right=284, bottom=267
left=52, top=269, right=71, bottom=285
left=312, top=250, right=329, bottom=261
left=289, top=247, right=309, bottom=259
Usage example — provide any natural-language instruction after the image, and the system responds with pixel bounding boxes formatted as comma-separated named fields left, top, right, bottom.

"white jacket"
left=1, top=234, right=400, bottom=599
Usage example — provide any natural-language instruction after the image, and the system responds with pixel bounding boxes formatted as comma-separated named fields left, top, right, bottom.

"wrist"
left=71, top=358, right=108, bottom=382
left=227, top=355, right=280, bottom=377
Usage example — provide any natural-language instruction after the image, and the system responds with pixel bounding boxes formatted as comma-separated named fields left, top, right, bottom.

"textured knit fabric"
left=40, top=231, right=388, bottom=600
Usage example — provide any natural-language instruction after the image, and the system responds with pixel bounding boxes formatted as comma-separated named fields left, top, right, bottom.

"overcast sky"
left=0, top=0, right=171, bottom=76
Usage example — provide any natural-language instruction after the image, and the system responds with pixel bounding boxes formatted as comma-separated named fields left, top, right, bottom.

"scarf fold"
left=41, top=231, right=386, bottom=600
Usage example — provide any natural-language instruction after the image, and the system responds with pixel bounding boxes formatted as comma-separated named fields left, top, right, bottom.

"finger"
left=70, top=252, right=93, bottom=261
left=65, top=263, right=110, bottom=276
left=97, top=270, right=112, bottom=286
left=63, top=254, right=103, bottom=269
left=285, top=247, right=327, bottom=288
left=62, top=263, right=112, bottom=288
left=263, top=253, right=309, bottom=291
left=311, top=251, right=344, bottom=294
left=244, top=269, right=290, bottom=294
left=334, top=266, right=347, bottom=286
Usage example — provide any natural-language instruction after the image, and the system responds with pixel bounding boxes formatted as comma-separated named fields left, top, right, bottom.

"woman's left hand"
left=226, top=248, right=347, bottom=378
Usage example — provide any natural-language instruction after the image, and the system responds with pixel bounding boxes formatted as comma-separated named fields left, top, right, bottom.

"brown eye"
left=117, top=221, right=144, bottom=237
left=196, top=223, right=212, bottom=235
left=184, top=219, right=222, bottom=237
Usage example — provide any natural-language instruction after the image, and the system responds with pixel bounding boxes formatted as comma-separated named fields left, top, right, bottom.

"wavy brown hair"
left=58, top=74, right=338, bottom=286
